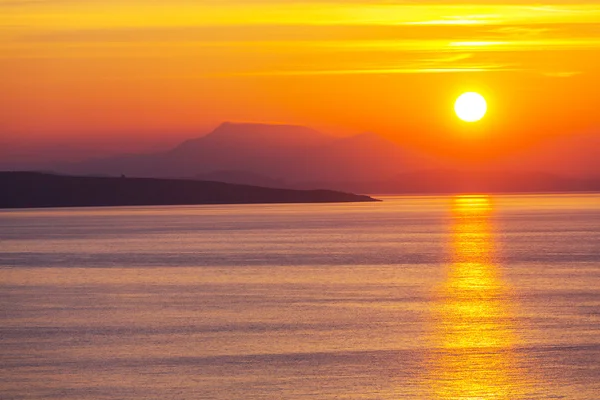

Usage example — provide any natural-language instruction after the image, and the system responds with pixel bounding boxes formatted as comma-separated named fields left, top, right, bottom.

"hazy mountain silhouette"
left=42, top=122, right=600, bottom=193
left=0, top=172, right=377, bottom=209
left=177, top=122, right=332, bottom=150
left=54, top=122, right=434, bottom=182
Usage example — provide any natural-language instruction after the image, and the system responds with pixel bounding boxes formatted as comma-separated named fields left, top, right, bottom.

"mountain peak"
left=211, top=121, right=320, bottom=134
left=202, top=122, right=333, bottom=148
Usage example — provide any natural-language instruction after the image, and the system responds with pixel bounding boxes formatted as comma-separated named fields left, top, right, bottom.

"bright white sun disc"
left=455, top=92, right=487, bottom=122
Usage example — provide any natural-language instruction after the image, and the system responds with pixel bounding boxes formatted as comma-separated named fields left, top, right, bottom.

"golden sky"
left=1, top=0, right=599, bottom=157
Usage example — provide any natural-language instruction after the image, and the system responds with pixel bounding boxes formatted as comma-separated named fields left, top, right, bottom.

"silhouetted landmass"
left=0, top=172, right=378, bottom=209
left=53, top=122, right=436, bottom=182
left=49, top=122, right=599, bottom=187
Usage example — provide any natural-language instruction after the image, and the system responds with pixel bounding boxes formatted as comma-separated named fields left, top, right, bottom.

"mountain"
left=53, top=122, right=335, bottom=178
left=0, top=172, right=377, bottom=209
left=175, top=122, right=332, bottom=151
left=53, top=122, right=434, bottom=182
left=43, top=122, right=600, bottom=192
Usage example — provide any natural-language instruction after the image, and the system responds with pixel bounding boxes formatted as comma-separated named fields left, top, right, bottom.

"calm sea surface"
left=1, top=194, right=599, bottom=399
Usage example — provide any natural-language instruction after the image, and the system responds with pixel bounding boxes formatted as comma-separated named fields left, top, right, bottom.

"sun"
left=455, top=92, right=487, bottom=123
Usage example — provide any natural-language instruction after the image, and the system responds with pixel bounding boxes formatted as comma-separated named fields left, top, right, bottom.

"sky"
left=1, top=0, right=599, bottom=161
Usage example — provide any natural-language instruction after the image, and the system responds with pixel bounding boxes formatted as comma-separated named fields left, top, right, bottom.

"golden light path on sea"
left=427, top=195, right=533, bottom=398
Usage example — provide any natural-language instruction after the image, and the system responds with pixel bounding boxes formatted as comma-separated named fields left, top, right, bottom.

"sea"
left=1, top=194, right=599, bottom=399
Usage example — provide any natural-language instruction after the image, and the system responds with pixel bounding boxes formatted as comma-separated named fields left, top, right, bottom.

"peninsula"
left=0, top=172, right=378, bottom=209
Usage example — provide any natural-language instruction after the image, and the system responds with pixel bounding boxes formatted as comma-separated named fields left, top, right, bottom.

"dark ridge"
left=0, top=172, right=378, bottom=209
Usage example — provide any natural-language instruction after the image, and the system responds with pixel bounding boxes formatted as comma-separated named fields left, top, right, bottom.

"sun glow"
left=455, top=92, right=488, bottom=123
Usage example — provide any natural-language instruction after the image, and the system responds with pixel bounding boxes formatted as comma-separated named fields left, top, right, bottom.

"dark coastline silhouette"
left=0, top=172, right=378, bottom=209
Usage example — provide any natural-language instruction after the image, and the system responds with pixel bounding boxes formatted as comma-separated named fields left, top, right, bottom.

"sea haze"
left=0, top=195, right=599, bottom=399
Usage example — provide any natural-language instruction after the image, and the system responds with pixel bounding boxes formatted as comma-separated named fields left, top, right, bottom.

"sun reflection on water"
left=429, top=195, right=530, bottom=399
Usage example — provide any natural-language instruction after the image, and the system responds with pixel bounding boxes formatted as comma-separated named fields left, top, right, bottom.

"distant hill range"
left=0, top=172, right=377, bottom=209
left=12, top=122, right=600, bottom=194
left=52, top=122, right=436, bottom=183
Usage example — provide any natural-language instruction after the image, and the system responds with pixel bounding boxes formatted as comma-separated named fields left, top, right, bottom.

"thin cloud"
left=215, top=65, right=515, bottom=77
left=543, top=71, right=583, bottom=78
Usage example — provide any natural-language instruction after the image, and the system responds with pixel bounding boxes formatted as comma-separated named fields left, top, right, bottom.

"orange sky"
left=1, top=0, right=599, bottom=160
